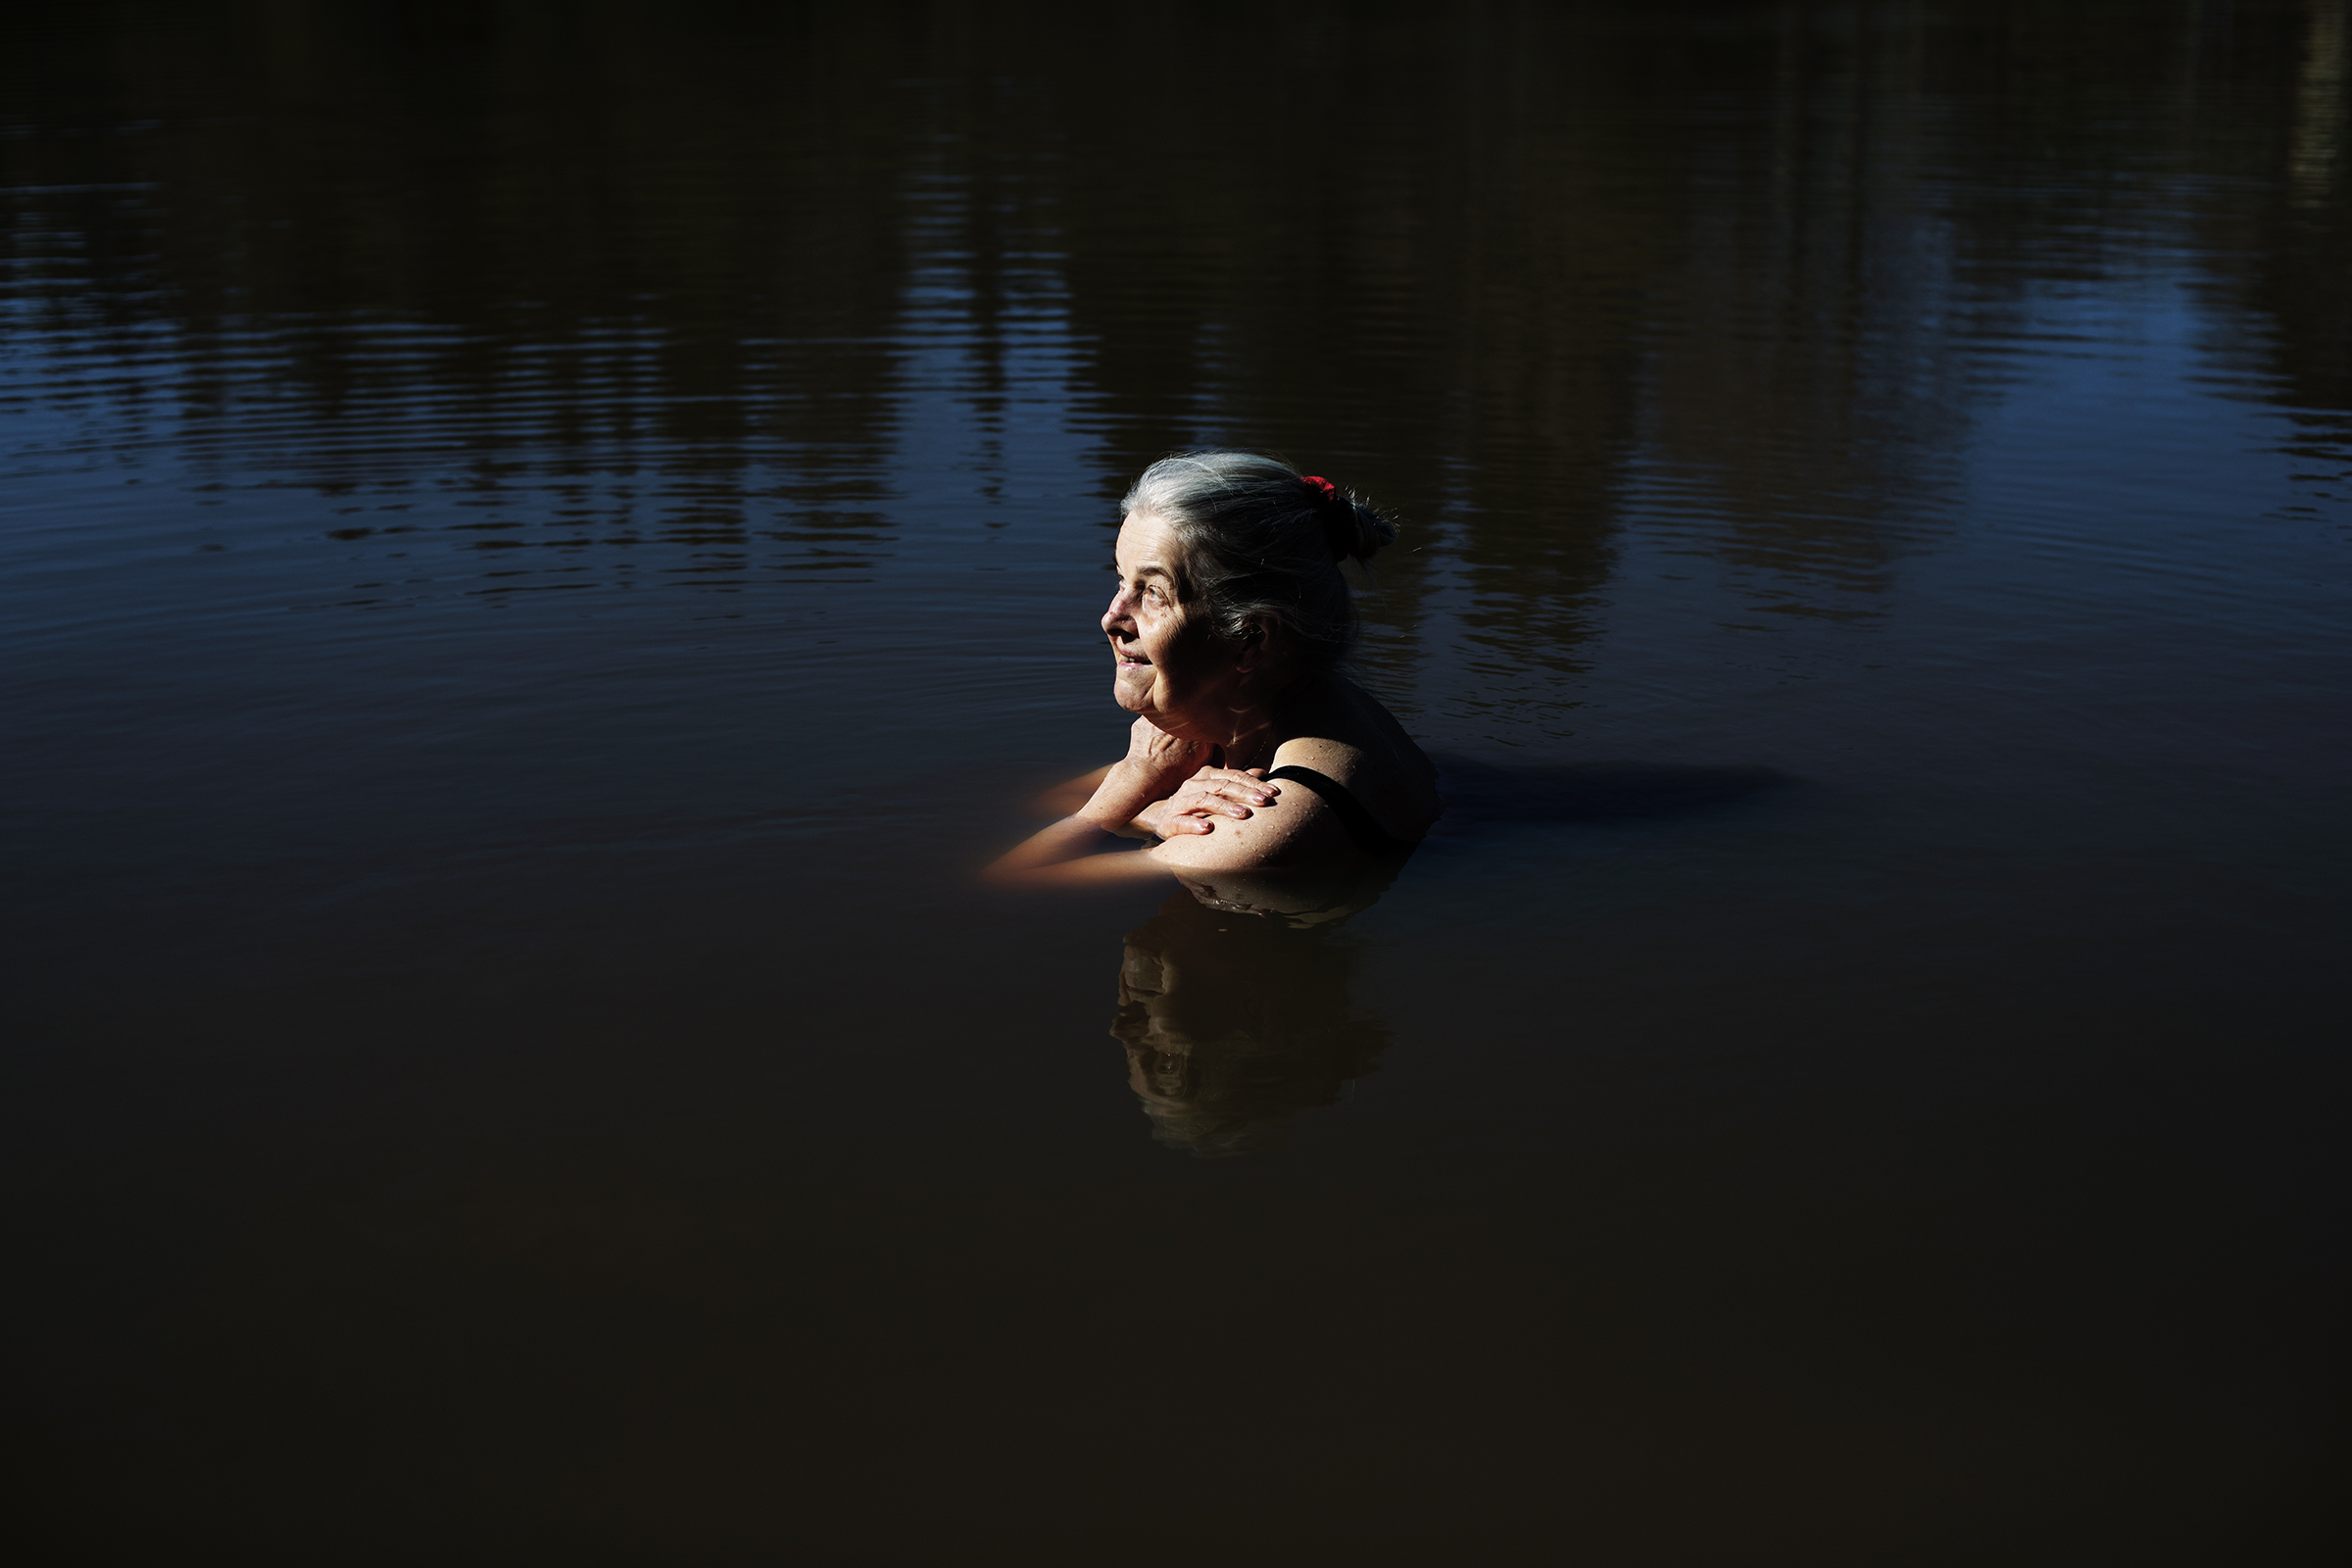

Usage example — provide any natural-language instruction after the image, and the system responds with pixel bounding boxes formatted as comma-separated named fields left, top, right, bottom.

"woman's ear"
left=1236, top=615, right=1294, bottom=677
left=1234, top=616, right=1271, bottom=669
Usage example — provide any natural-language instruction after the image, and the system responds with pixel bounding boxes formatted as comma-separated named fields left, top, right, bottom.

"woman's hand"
left=1075, top=717, right=1214, bottom=830
left=1118, top=715, right=1213, bottom=789
left=987, top=717, right=1216, bottom=888
left=1135, top=765, right=1281, bottom=839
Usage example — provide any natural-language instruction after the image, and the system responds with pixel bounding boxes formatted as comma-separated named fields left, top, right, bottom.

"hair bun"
left=1297, top=473, right=1396, bottom=563
left=1328, top=492, right=1398, bottom=564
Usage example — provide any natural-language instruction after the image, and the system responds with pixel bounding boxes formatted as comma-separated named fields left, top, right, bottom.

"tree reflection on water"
left=7, top=1, right=2346, bottom=706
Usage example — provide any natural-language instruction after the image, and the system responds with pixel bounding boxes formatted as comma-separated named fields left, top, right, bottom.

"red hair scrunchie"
left=1300, top=474, right=1354, bottom=561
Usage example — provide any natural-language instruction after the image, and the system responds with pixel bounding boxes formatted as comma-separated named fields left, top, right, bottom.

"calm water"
left=5, top=2, right=2347, bottom=1561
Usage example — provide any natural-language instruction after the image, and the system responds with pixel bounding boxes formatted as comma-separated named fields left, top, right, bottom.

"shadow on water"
left=1429, top=753, right=1793, bottom=831
left=1104, top=759, right=1784, bottom=1158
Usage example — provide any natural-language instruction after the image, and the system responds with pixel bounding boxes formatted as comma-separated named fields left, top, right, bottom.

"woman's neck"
left=1213, top=723, right=1283, bottom=773
left=1182, top=671, right=1346, bottom=772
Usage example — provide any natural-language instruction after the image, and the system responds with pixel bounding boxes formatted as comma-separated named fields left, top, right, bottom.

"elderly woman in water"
left=989, top=451, right=1440, bottom=888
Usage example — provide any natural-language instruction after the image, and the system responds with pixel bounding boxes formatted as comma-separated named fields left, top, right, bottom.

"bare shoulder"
left=1267, top=687, right=1441, bottom=843
left=1148, top=777, right=1352, bottom=871
left=1150, top=681, right=1439, bottom=872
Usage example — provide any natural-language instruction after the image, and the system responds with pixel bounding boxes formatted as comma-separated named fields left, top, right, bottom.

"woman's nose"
left=1102, top=589, right=1133, bottom=631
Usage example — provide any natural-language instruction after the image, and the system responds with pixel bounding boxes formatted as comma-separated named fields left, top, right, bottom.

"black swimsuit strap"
left=1263, top=765, right=1406, bottom=856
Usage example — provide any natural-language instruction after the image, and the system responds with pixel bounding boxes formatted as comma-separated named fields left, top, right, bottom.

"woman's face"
left=1103, top=510, right=1244, bottom=723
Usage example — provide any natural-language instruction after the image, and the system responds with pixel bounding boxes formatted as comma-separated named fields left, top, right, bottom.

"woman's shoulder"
left=1294, top=677, right=1437, bottom=770
left=1267, top=725, right=1440, bottom=844
left=1152, top=684, right=1437, bottom=874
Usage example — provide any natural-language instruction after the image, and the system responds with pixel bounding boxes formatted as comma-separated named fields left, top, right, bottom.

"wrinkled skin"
left=1094, top=510, right=1290, bottom=835
left=986, top=507, right=1439, bottom=888
left=1103, top=511, right=1256, bottom=735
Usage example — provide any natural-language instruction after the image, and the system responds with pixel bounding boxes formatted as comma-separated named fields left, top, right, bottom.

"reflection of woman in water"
left=1114, top=875, right=1396, bottom=1156
left=988, top=452, right=1440, bottom=888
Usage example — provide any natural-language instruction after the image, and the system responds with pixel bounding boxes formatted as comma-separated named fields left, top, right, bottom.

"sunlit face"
left=1102, top=510, right=1243, bottom=722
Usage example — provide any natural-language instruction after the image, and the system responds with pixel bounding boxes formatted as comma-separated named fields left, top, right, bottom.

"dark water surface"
left=5, top=2, right=2348, bottom=1562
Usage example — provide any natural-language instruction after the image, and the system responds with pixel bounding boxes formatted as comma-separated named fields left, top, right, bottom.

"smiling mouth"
left=1111, top=639, right=1151, bottom=668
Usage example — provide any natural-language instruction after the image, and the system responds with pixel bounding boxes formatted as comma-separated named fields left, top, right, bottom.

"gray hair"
left=1121, top=451, right=1398, bottom=671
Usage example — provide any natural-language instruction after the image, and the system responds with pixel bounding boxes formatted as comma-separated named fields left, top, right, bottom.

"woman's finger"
left=1193, top=764, right=1273, bottom=788
left=1175, top=789, right=1249, bottom=815
left=1205, top=768, right=1277, bottom=795
left=1177, top=785, right=1258, bottom=813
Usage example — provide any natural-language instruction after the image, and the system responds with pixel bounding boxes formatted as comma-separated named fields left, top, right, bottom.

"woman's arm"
left=988, top=766, right=1310, bottom=893
left=986, top=720, right=1202, bottom=887
left=982, top=814, right=1174, bottom=887
left=1028, top=764, right=1116, bottom=821
left=1029, top=760, right=1277, bottom=839
left=987, top=717, right=1266, bottom=887
left=987, top=770, right=1339, bottom=887
left=985, top=770, right=1183, bottom=889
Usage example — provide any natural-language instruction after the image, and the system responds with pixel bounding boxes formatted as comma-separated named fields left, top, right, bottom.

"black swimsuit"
left=1263, top=765, right=1411, bottom=856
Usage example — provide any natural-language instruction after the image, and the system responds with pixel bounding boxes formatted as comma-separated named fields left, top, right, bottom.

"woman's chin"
left=1111, top=670, right=1156, bottom=712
